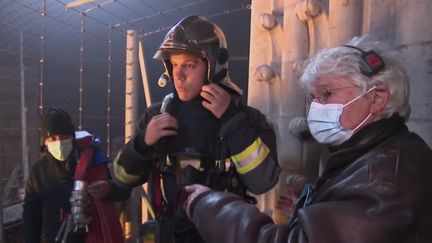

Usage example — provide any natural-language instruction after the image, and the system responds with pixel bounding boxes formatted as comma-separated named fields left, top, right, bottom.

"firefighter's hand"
left=201, top=83, right=231, bottom=119
left=87, top=180, right=111, bottom=200
left=288, top=117, right=311, bottom=140
left=182, top=184, right=211, bottom=219
left=145, top=113, right=179, bottom=145
left=275, top=188, right=299, bottom=222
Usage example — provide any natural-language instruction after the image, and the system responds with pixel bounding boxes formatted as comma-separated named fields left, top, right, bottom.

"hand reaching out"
left=87, top=180, right=111, bottom=200
left=275, top=187, right=300, bottom=222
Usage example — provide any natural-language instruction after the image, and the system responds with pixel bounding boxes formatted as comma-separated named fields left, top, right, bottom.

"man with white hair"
left=181, top=36, right=432, bottom=243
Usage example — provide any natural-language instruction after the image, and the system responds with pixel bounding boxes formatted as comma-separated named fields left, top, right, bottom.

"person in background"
left=181, top=36, right=432, bottom=243
left=112, top=15, right=280, bottom=243
left=23, top=107, right=130, bottom=243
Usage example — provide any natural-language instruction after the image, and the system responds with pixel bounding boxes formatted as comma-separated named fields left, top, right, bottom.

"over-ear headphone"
left=344, top=45, right=385, bottom=77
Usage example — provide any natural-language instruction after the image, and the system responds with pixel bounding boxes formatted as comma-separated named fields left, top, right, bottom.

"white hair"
left=299, top=36, right=411, bottom=121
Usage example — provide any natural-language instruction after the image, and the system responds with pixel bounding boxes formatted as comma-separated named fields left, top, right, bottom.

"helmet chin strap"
left=210, top=68, right=228, bottom=84
left=203, top=59, right=210, bottom=84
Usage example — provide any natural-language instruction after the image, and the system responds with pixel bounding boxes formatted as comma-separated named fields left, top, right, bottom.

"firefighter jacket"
left=23, top=150, right=130, bottom=243
left=114, top=93, right=280, bottom=194
left=114, top=94, right=280, bottom=198
left=186, top=115, right=432, bottom=243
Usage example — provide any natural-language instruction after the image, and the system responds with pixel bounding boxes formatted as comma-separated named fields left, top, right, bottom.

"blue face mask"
left=307, top=86, right=375, bottom=146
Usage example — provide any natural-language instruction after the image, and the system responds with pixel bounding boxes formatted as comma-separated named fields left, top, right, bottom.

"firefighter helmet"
left=153, top=15, right=243, bottom=95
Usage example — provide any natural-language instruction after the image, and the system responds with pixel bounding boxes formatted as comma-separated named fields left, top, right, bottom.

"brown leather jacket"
left=188, top=115, right=432, bottom=243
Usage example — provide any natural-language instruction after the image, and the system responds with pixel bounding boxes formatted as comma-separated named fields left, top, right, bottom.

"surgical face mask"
left=307, top=86, right=375, bottom=146
left=46, top=139, right=73, bottom=161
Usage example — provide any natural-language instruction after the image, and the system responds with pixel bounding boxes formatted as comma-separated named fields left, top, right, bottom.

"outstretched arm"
left=184, top=180, right=414, bottom=243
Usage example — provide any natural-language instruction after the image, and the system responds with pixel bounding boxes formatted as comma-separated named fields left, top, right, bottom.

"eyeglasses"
left=307, top=85, right=358, bottom=103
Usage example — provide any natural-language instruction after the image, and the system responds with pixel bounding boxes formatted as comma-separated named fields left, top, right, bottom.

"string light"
left=106, top=26, right=113, bottom=157
left=78, top=13, right=85, bottom=130
left=65, top=0, right=95, bottom=9
left=39, top=0, right=47, bottom=118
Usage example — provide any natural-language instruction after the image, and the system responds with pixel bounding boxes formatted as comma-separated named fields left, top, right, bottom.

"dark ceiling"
left=0, top=0, right=252, bottom=154
left=0, top=0, right=252, bottom=61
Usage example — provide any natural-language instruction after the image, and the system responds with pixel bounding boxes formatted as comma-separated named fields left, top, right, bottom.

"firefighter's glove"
left=87, top=180, right=111, bottom=200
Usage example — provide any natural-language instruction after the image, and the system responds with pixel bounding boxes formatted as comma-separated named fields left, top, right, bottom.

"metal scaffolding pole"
left=124, top=29, right=140, bottom=242
left=21, top=30, right=29, bottom=186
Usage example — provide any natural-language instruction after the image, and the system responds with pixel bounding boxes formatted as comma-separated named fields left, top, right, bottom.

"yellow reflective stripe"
left=113, top=153, right=140, bottom=184
left=231, top=137, right=270, bottom=174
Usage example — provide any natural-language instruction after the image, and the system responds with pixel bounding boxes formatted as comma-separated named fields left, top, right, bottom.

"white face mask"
left=307, top=86, right=375, bottom=146
left=46, top=139, right=73, bottom=161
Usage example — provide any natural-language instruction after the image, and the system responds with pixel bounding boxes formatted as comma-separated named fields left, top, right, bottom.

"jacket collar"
left=322, top=115, right=406, bottom=177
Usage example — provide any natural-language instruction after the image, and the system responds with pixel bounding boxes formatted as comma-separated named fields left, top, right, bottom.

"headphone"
left=344, top=45, right=386, bottom=77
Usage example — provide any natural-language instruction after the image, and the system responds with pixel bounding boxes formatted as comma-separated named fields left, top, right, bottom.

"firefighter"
left=23, top=107, right=130, bottom=243
left=113, top=15, right=281, bottom=243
